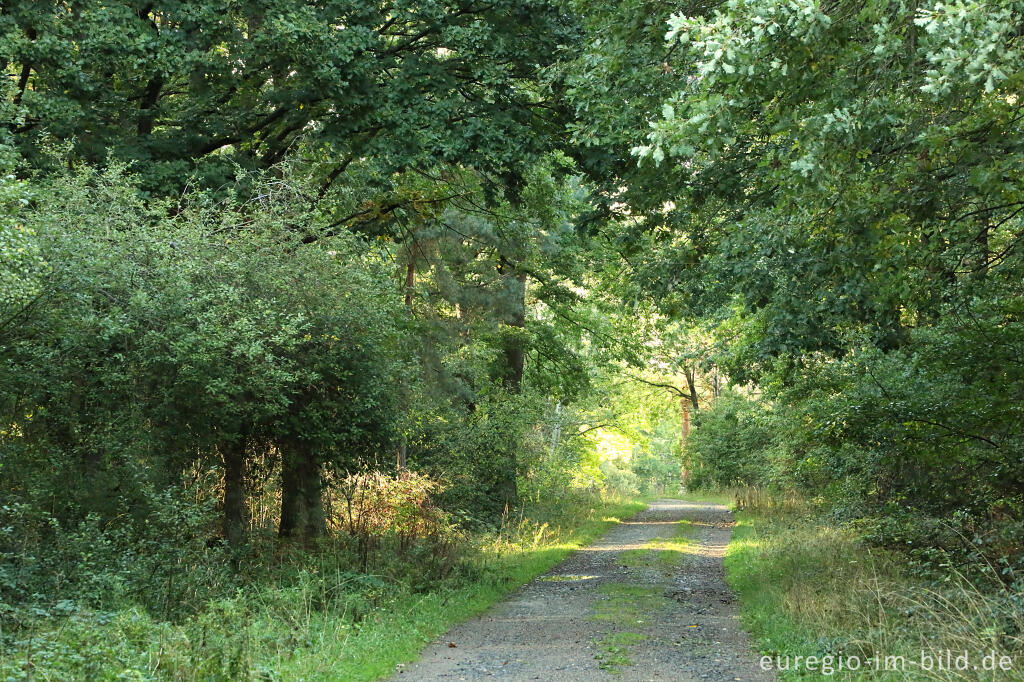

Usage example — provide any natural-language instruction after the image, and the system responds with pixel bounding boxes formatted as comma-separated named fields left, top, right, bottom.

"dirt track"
left=392, top=498, right=773, bottom=681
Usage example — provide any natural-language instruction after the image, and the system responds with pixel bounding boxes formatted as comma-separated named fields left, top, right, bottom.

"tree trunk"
left=397, top=253, right=415, bottom=469
left=683, top=365, right=699, bottom=411
left=550, top=401, right=563, bottom=454
left=279, top=440, right=325, bottom=540
left=404, top=256, right=416, bottom=307
left=222, top=439, right=248, bottom=546
left=497, top=256, right=527, bottom=394
left=679, top=366, right=698, bottom=491
left=494, top=256, right=526, bottom=508
left=137, top=76, right=163, bottom=137
left=679, top=397, right=691, bottom=490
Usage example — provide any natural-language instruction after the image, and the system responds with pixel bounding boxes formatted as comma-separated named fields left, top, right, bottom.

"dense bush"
left=0, top=166, right=407, bottom=619
left=683, top=393, right=777, bottom=490
left=687, top=312, right=1024, bottom=577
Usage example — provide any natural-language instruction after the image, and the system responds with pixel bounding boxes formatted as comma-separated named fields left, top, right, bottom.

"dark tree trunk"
left=683, top=365, right=700, bottom=411
left=497, top=256, right=527, bottom=395
left=494, top=256, right=526, bottom=509
left=10, top=26, right=36, bottom=107
left=680, top=366, right=699, bottom=491
left=222, top=439, right=248, bottom=546
left=397, top=253, right=415, bottom=469
left=975, top=220, right=990, bottom=276
left=137, top=76, right=163, bottom=137
left=279, top=439, right=325, bottom=540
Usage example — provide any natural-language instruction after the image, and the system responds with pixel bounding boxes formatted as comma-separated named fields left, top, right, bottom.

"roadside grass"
left=0, top=495, right=647, bottom=681
left=725, top=501, right=1024, bottom=680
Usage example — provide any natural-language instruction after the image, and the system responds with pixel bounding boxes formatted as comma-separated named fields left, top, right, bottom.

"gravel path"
left=392, top=498, right=772, bottom=681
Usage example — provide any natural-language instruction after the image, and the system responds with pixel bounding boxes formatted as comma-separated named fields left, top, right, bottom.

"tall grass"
left=726, top=493, right=1024, bottom=680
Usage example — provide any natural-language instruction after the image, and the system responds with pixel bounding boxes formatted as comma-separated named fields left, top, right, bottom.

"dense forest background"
left=2, top=0, right=1023, bottom=678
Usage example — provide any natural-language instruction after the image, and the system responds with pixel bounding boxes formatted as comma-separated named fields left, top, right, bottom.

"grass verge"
left=725, top=505, right=1024, bottom=680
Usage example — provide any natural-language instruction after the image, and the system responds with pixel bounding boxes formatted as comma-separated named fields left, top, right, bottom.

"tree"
left=633, top=0, right=1024, bottom=370
left=362, top=156, right=603, bottom=513
left=0, top=172, right=46, bottom=334
left=0, top=166, right=407, bottom=548
left=1, top=0, right=575, bottom=195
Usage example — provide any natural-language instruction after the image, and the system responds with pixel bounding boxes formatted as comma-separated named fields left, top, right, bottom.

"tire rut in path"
left=392, top=498, right=773, bottom=681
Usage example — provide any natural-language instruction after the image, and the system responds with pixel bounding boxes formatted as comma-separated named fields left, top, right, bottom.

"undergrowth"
left=0, top=493, right=646, bottom=681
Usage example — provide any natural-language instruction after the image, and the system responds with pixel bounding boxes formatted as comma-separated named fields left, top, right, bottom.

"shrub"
left=330, top=470, right=464, bottom=581
left=684, top=392, right=779, bottom=490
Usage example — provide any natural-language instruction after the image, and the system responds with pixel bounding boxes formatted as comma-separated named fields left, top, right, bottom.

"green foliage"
left=0, top=0, right=709, bottom=677
left=0, top=150, right=675, bottom=677
left=0, top=164, right=406, bottom=617
left=409, top=392, right=541, bottom=518
left=562, top=0, right=1024, bottom=591
left=685, top=393, right=778, bottom=490
left=11, top=0, right=1024, bottom=672
left=1, top=0, right=576, bottom=193
left=0, top=171, right=46, bottom=326
left=634, top=0, right=1024, bottom=366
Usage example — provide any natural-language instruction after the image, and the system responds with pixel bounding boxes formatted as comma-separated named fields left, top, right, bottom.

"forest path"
left=391, top=498, right=772, bottom=681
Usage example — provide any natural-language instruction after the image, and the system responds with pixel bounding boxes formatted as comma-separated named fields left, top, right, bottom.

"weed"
left=591, top=583, right=665, bottom=625
left=594, top=631, right=646, bottom=672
